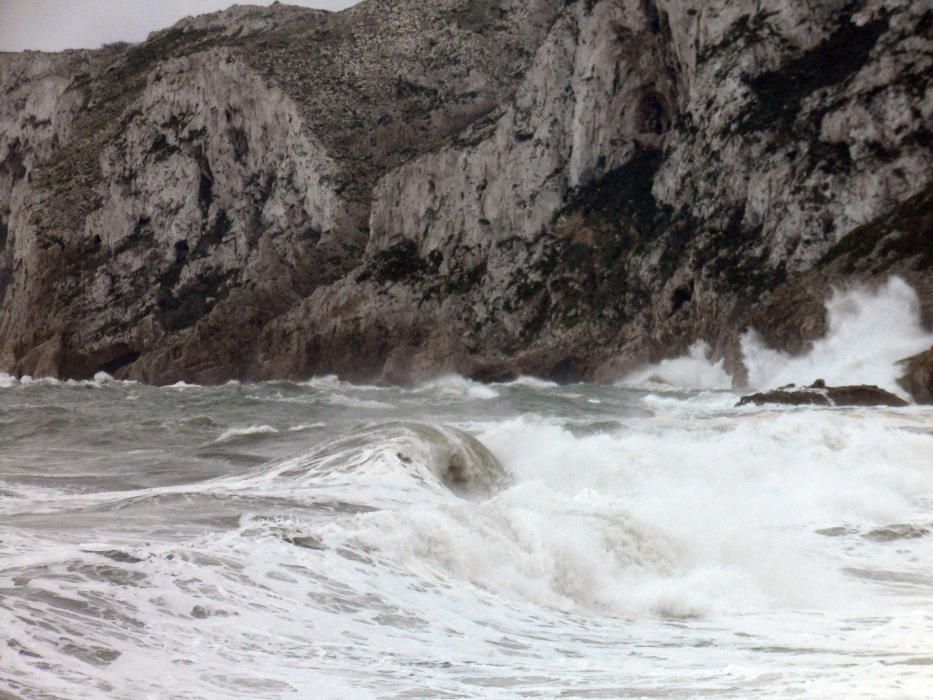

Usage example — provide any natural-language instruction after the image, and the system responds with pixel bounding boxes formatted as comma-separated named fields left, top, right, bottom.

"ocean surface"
left=1, top=369, right=932, bottom=699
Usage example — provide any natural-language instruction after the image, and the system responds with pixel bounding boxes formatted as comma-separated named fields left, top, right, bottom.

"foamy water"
left=2, top=278, right=932, bottom=697
left=1, top=373, right=931, bottom=698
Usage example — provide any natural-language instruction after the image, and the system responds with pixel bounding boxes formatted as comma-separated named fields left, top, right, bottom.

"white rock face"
left=0, top=41, right=364, bottom=380
left=0, top=0, right=930, bottom=383
left=369, top=0, right=679, bottom=263
left=88, top=48, right=348, bottom=258
left=372, top=0, right=929, bottom=271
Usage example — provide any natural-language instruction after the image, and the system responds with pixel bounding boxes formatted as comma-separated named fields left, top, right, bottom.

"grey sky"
left=0, top=0, right=360, bottom=52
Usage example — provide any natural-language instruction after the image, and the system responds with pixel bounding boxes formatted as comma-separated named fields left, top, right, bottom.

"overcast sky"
left=0, top=0, right=360, bottom=52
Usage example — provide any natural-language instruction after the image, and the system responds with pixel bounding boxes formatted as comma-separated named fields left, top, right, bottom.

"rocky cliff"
left=1, top=0, right=930, bottom=384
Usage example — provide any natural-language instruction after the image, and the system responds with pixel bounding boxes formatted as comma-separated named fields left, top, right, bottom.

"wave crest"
left=278, top=422, right=510, bottom=498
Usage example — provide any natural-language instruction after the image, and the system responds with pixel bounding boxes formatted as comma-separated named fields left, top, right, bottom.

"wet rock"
left=897, top=347, right=933, bottom=405
left=737, top=383, right=909, bottom=408
left=824, top=385, right=909, bottom=408
left=737, top=388, right=831, bottom=407
left=93, top=549, right=145, bottom=564
left=863, top=524, right=930, bottom=542
left=815, top=526, right=856, bottom=537
left=286, top=535, right=327, bottom=551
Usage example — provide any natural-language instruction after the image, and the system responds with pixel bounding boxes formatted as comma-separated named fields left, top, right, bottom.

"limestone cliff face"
left=1, top=0, right=930, bottom=384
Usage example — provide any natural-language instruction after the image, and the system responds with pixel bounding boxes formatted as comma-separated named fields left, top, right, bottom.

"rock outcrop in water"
left=737, top=381, right=909, bottom=408
left=1, top=0, right=931, bottom=384
left=897, top=347, right=933, bottom=404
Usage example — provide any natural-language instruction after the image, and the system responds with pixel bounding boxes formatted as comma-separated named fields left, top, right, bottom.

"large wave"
left=284, top=406, right=933, bottom=619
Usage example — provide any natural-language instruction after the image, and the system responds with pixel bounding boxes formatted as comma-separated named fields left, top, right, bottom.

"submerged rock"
left=897, top=347, right=933, bottom=405
left=737, top=381, right=908, bottom=408
left=863, top=524, right=930, bottom=542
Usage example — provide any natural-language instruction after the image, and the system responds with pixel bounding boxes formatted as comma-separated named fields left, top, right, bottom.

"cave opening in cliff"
left=638, top=91, right=670, bottom=136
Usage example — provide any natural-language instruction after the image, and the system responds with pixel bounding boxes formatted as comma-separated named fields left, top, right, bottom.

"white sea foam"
left=325, top=393, right=394, bottom=409
left=0, top=372, right=137, bottom=389
left=163, top=380, right=200, bottom=390
left=302, top=374, right=384, bottom=392
left=742, top=276, right=933, bottom=395
left=17, top=374, right=59, bottom=386
left=620, top=341, right=733, bottom=390
left=215, top=425, right=280, bottom=442
left=300, top=407, right=933, bottom=621
left=499, top=375, right=560, bottom=389
left=416, top=374, right=500, bottom=399
left=287, top=422, right=327, bottom=432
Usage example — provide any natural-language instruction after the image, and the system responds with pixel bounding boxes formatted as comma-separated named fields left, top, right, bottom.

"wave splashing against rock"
left=742, top=277, right=933, bottom=396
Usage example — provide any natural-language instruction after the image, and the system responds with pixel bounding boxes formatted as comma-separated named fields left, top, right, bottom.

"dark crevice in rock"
left=228, top=126, right=249, bottom=163
left=567, top=148, right=663, bottom=231
left=96, top=350, right=141, bottom=375
left=148, top=134, right=179, bottom=161
left=174, top=239, right=189, bottom=264
left=2, top=140, right=27, bottom=182
left=195, top=211, right=232, bottom=258
left=193, top=146, right=215, bottom=215
left=0, top=267, right=9, bottom=309
left=670, top=285, right=692, bottom=315
left=549, top=356, right=585, bottom=384
left=359, top=241, right=429, bottom=283
left=638, top=91, right=670, bottom=135
left=640, top=0, right=661, bottom=34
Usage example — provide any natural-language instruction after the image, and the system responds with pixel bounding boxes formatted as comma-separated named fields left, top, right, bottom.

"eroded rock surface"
left=1, top=0, right=931, bottom=384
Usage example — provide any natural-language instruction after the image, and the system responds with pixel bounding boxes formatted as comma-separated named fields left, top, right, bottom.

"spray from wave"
left=742, top=277, right=933, bottom=395
left=619, top=341, right=732, bottom=391
left=622, top=277, right=931, bottom=397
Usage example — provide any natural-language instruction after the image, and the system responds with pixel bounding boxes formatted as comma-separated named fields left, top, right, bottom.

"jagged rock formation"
left=1, top=0, right=931, bottom=384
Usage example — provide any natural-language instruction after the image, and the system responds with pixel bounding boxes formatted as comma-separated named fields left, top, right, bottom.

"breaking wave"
left=620, top=341, right=732, bottom=391
left=742, top=277, right=933, bottom=395
left=262, top=406, right=933, bottom=620
left=414, top=375, right=500, bottom=399
left=272, top=421, right=511, bottom=499
left=215, top=424, right=280, bottom=443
